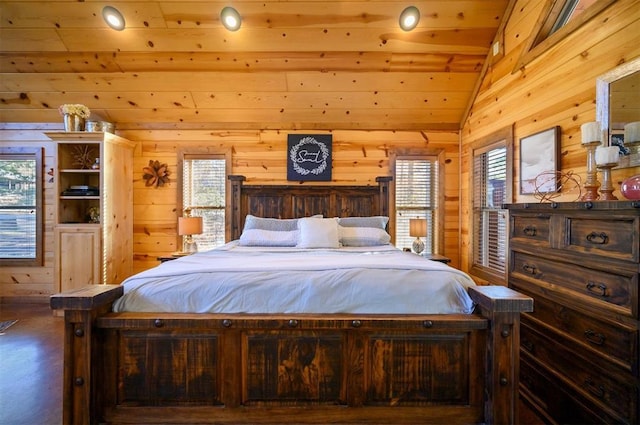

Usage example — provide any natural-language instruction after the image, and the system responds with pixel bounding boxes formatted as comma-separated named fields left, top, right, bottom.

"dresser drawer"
left=521, top=321, right=636, bottom=423
left=509, top=213, right=551, bottom=248
left=561, top=215, right=640, bottom=263
left=511, top=251, right=635, bottom=317
left=512, top=283, right=638, bottom=373
left=520, top=355, right=624, bottom=424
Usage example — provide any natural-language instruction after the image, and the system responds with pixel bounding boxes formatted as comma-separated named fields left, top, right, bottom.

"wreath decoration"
left=142, top=160, right=171, bottom=187
left=289, top=136, right=329, bottom=176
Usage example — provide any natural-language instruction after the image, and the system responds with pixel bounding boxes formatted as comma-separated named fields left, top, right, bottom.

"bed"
left=51, top=175, right=532, bottom=425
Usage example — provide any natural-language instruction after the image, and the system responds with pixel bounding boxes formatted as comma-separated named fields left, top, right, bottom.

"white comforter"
left=113, top=242, right=476, bottom=314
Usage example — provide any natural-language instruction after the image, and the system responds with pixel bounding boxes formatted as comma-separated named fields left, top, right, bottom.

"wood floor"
left=0, top=302, right=63, bottom=425
left=0, top=301, right=544, bottom=425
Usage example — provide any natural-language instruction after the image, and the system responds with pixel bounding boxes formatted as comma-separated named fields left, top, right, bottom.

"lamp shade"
left=409, top=219, right=427, bottom=237
left=178, top=216, right=203, bottom=236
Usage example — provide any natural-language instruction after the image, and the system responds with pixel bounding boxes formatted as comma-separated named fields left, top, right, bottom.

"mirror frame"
left=596, top=56, right=640, bottom=168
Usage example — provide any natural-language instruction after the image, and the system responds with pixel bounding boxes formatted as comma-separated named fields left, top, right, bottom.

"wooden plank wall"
left=459, top=0, right=640, bottom=278
left=0, top=127, right=461, bottom=298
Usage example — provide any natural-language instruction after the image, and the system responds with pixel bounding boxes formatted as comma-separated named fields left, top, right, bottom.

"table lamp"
left=178, top=215, right=203, bottom=253
left=409, top=218, right=427, bottom=255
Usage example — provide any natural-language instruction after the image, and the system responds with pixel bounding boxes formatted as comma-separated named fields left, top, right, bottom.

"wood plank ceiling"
left=0, top=1, right=509, bottom=131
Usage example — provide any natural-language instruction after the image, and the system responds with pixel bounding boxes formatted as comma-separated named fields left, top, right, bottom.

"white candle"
left=595, top=146, right=619, bottom=165
left=581, top=122, right=602, bottom=144
left=624, top=121, right=640, bottom=144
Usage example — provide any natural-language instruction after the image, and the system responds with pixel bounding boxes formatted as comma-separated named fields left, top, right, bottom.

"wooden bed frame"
left=51, top=176, right=532, bottom=425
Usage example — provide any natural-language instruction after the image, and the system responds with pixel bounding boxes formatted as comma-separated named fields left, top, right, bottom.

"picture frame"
left=519, top=126, right=560, bottom=195
left=287, top=134, right=332, bottom=181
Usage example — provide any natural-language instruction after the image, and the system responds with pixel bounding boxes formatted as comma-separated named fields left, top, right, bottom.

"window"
left=180, top=153, right=229, bottom=252
left=470, top=127, right=513, bottom=284
left=394, top=154, right=442, bottom=254
left=516, top=0, right=615, bottom=69
left=0, top=147, right=43, bottom=266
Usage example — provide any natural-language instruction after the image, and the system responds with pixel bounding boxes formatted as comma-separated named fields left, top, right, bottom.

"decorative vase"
left=621, top=175, right=640, bottom=200
left=63, top=114, right=85, bottom=131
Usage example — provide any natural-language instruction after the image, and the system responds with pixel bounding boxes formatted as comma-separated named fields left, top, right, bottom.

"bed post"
left=228, top=175, right=246, bottom=241
left=375, top=176, right=392, bottom=217
left=50, top=285, right=124, bottom=425
left=469, top=285, right=533, bottom=425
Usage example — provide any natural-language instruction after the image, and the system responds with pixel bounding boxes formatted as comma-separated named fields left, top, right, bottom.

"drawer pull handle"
left=584, top=377, right=605, bottom=399
left=584, top=329, right=605, bottom=346
left=522, top=264, right=537, bottom=275
left=586, top=232, right=608, bottom=245
left=523, top=226, right=537, bottom=236
left=586, top=281, right=608, bottom=297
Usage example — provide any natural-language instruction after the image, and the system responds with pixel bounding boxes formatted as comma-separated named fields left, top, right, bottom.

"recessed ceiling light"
left=102, top=6, right=125, bottom=31
left=220, top=6, right=242, bottom=31
left=399, top=6, right=420, bottom=32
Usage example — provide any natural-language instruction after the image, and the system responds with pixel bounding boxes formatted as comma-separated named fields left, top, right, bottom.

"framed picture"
left=287, top=134, right=332, bottom=181
left=519, top=126, right=560, bottom=194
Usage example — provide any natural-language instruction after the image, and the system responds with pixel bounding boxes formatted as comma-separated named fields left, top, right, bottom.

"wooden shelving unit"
left=46, top=131, right=135, bottom=292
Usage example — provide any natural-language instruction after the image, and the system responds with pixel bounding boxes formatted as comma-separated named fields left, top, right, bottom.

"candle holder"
left=580, top=141, right=601, bottom=201
left=596, top=163, right=618, bottom=200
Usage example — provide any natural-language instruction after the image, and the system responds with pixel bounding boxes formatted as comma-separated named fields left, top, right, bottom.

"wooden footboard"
left=51, top=285, right=531, bottom=425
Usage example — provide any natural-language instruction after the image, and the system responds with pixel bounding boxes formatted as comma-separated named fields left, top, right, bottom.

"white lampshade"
left=409, top=219, right=427, bottom=237
left=178, top=216, right=203, bottom=236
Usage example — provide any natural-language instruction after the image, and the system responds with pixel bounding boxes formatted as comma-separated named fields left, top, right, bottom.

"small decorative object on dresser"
left=595, top=146, right=620, bottom=200
left=506, top=202, right=639, bottom=424
left=580, top=121, right=602, bottom=201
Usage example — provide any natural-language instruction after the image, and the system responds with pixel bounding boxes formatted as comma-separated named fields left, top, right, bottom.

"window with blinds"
left=472, top=138, right=510, bottom=282
left=395, top=157, right=438, bottom=253
left=0, top=148, right=42, bottom=266
left=182, top=155, right=226, bottom=251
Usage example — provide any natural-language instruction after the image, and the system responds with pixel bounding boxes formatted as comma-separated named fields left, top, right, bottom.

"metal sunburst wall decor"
left=142, top=160, right=171, bottom=187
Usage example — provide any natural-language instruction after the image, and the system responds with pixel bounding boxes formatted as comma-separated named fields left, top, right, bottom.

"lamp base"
left=412, top=237, right=425, bottom=255
left=183, top=235, right=198, bottom=253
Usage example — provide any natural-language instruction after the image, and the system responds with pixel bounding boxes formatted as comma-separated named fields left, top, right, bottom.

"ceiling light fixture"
left=220, top=6, right=242, bottom=31
left=399, top=6, right=420, bottom=32
left=102, top=6, right=125, bottom=31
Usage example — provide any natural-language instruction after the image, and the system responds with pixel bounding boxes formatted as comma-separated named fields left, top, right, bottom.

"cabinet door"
left=55, top=226, right=101, bottom=292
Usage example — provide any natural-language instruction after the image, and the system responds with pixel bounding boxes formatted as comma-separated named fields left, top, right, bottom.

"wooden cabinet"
left=506, top=202, right=639, bottom=424
left=47, top=131, right=135, bottom=291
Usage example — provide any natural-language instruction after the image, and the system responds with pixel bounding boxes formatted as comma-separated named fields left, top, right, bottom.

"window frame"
left=177, top=150, right=231, bottom=250
left=469, top=127, right=513, bottom=285
left=390, top=149, right=445, bottom=254
left=0, top=147, right=43, bottom=266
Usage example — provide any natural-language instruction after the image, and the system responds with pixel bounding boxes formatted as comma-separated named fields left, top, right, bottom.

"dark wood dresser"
left=505, top=202, right=639, bottom=424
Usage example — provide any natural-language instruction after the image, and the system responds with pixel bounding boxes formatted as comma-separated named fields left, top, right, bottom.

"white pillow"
left=338, top=216, right=389, bottom=230
left=239, top=228, right=299, bottom=247
left=297, top=217, right=340, bottom=249
left=339, top=226, right=391, bottom=247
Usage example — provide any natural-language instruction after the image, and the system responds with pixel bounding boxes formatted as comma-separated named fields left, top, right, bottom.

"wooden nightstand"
left=422, top=253, right=451, bottom=264
left=157, top=253, right=191, bottom=263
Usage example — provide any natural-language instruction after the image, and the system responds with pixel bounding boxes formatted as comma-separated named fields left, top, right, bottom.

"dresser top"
left=504, top=201, right=640, bottom=212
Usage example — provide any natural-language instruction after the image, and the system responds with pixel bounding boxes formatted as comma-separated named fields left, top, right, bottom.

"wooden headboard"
left=228, top=175, right=392, bottom=241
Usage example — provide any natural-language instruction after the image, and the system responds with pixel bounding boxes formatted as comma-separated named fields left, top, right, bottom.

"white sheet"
left=113, top=242, right=477, bottom=314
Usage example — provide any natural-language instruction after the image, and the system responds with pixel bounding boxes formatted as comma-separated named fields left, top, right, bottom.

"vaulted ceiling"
left=0, top=1, right=510, bottom=131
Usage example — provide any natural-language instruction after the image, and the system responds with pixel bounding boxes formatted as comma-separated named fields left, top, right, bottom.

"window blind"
left=183, top=157, right=226, bottom=251
left=395, top=158, right=437, bottom=253
left=473, top=147, right=507, bottom=274
left=0, top=156, right=37, bottom=260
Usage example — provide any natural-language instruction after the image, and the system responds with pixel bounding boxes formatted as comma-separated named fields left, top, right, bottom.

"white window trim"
left=390, top=149, right=445, bottom=254
left=469, top=126, right=513, bottom=284
left=178, top=150, right=231, bottom=250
